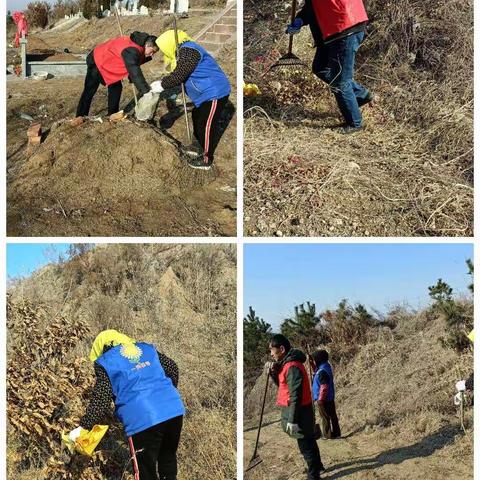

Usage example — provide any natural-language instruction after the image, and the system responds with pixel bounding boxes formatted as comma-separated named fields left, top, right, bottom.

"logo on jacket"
left=120, top=343, right=143, bottom=364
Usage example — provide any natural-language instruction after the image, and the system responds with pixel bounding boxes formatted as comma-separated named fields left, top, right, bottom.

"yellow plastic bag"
left=61, top=425, right=108, bottom=457
left=243, top=82, right=261, bottom=97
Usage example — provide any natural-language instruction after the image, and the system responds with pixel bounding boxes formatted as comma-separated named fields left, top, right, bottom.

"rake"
left=246, top=368, right=270, bottom=473
left=268, top=0, right=307, bottom=72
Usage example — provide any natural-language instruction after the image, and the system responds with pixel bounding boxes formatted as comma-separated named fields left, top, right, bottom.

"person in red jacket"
left=287, top=0, right=371, bottom=134
left=74, top=32, right=158, bottom=123
left=267, top=334, right=325, bottom=480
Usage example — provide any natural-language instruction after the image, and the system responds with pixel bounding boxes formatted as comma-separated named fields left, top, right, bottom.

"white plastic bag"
left=135, top=92, right=160, bottom=121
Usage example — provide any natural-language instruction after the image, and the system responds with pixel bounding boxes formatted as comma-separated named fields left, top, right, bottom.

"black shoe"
left=341, top=124, right=364, bottom=134
left=357, top=91, right=374, bottom=108
left=187, top=154, right=212, bottom=170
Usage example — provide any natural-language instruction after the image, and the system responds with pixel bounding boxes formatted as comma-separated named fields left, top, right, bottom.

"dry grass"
left=243, top=0, right=473, bottom=237
left=244, top=307, right=473, bottom=478
left=7, top=244, right=236, bottom=480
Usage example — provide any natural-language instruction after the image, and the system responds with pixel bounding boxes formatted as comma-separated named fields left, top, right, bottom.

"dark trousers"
left=297, top=437, right=323, bottom=480
left=76, top=52, right=123, bottom=117
left=129, top=415, right=183, bottom=480
left=191, top=95, right=229, bottom=164
left=317, top=401, right=341, bottom=439
left=312, top=31, right=369, bottom=127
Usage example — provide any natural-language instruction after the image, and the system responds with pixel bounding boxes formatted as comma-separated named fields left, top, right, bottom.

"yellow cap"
left=89, top=330, right=136, bottom=362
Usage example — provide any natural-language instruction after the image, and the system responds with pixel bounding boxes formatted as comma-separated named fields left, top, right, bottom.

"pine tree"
left=243, top=307, right=272, bottom=385
left=280, top=302, right=320, bottom=351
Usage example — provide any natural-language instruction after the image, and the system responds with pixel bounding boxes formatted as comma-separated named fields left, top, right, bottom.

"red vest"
left=312, top=0, right=368, bottom=40
left=93, top=36, right=144, bottom=86
left=277, top=361, right=312, bottom=407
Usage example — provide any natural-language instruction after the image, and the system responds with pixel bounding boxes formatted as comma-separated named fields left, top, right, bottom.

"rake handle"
left=252, top=369, right=270, bottom=459
left=287, top=0, right=298, bottom=55
left=173, top=14, right=193, bottom=142
left=115, top=7, right=138, bottom=106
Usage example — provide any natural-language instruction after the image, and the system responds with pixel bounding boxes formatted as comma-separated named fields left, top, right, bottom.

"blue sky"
left=7, top=243, right=73, bottom=278
left=8, top=0, right=59, bottom=12
left=244, top=243, right=474, bottom=330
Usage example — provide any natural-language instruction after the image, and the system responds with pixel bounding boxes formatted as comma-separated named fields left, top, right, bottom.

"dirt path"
left=244, top=411, right=473, bottom=479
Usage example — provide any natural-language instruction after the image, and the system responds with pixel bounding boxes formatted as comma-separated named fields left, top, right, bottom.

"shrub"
left=25, top=1, right=51, bottom=28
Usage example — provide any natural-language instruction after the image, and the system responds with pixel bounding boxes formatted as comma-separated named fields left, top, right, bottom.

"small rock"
left=275, top=230, right=283, bottom=237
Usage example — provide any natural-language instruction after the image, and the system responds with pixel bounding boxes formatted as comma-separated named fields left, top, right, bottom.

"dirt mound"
left=8, top=119, right=224, bottom=236
left=7, top=10, right=237, bottom=237
left=40, top=12, right=216, bottom=53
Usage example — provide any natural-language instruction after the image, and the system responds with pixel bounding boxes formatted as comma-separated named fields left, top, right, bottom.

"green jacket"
left=271, top=348, right=316, bottom=439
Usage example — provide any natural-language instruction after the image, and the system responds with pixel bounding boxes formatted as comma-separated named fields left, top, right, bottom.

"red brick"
left=27, top=123, right=42, bottom=138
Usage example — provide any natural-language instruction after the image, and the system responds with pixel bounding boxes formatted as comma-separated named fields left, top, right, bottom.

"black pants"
left=191, top=95, right=229, bottom=163
left=76, top=51, right=123, bottom=117
left=129, top=415, right=183, bottom=480
left=317, top=401, right=341, bottom=439
left=297, top=437, right=324, bottom=480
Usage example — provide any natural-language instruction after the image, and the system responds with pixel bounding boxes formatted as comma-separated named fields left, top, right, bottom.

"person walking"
left=286, top=0, right=372, bottom=134
left=66, top=330, right=185, bottom=480
left=311, top=349, right=341, bottom=439
left=267, top=334, right=325, bottom=480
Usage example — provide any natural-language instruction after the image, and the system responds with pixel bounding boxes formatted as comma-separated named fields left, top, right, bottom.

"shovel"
left=246, top=368, right=270, bottom=472
left=269, top=0, right=307, bottom=72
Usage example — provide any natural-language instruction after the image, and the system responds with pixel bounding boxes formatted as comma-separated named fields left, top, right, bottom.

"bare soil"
left=244, top=410, right=472, bottom=480
left=7, top=12, right=236, bottom=236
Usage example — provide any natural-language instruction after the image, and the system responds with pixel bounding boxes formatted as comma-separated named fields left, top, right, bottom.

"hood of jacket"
left=281, top=348, right=307, bottom=365
left=130, top=31, right=150, bottom=47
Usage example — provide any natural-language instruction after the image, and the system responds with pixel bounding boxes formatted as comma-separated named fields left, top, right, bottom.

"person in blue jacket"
left=311, top=349, right=341, bottom=439
left=150, top=29, right=231, bottom=170
left=68, top=330, right=185, bottom=480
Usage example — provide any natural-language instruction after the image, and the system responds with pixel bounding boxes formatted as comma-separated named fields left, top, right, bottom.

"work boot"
left=187, top=154, right=213, bottom=170
left=341, top=124, right=364, bottom=134
left=357, top=91, right=374, bottom=108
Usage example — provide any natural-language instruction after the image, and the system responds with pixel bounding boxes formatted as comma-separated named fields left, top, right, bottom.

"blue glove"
left=286, top=18, right=303, bottom=35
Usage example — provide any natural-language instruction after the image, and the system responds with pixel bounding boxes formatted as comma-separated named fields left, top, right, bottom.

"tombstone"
left=169, top=0, right=189, bottom=14
left=139, top=5, right=149, bottom=15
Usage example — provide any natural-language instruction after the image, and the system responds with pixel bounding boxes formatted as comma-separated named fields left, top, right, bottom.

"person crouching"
left=150, top=30, right=231, bottom=170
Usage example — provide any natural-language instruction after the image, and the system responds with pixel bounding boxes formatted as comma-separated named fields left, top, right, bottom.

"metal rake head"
left=268, top=52, right=307, bottom=71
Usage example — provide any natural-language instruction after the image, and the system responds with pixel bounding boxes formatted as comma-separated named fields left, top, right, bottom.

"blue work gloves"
left=286, top=18, right=303, bottom=35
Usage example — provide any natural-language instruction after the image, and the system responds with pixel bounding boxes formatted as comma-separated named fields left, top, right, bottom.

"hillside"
left=243, top=0, right=473, bottom=237
left=244, top=309, right=473, bottom=479
left=7, top=244, right=236, bottom=480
